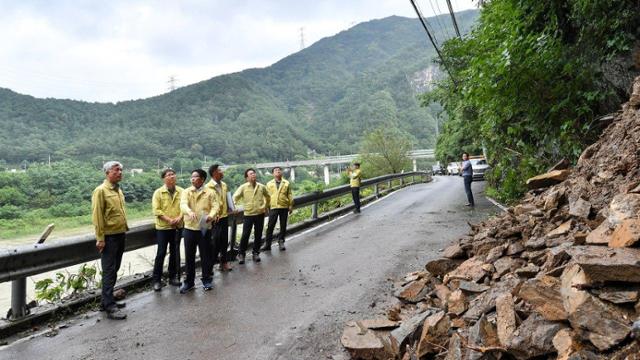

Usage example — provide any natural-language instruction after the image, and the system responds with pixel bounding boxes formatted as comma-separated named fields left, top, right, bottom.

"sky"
left=0, top=0, right=476, bottom=103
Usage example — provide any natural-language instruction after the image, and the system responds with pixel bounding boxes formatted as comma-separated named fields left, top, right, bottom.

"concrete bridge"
left=251, top=149, right=434, bottom=184
left=0, top=175, right=497, bottom=360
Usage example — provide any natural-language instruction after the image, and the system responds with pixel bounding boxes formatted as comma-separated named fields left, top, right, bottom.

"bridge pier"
left=323, top=165, right=330, bottom=185
left=289, top=167, right=295, bottom=182
left=413, top=159, right=417, bottom=172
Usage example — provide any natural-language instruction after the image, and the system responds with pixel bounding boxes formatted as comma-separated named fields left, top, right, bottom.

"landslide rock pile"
left=341, top=78, right=640, bottom=359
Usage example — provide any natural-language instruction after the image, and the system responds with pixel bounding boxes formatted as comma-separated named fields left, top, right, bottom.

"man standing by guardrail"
left=151, top=168, right=184, bottom=291
left=180, top=169, right=218, bottom=293
left=92, top=161, right=128, bottom=320
left=233, top=168, right=270, bottom=264
left=264, top=166, right=294, bottom=251
left=347, top=162, right=362, bottom=213
left=207, top=164, right=233, bottom=272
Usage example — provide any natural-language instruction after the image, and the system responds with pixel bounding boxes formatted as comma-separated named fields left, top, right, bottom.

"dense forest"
left=428, top=0, right=640, bottom=201
left=0, top=11, right=478, bottom=170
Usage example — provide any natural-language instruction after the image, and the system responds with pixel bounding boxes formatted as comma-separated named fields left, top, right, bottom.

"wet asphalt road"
left=0, top=176, right=499, bottom=360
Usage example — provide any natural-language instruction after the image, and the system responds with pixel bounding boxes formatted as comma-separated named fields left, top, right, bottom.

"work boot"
left=261, top=242, right=272, bottom=251
left=106, top=308, right=127, bottom=320
left=238, top=254, right=246, bottom=265
left=278, top=240, right=286, bottom=251
left=152, top=282, right=162, bottom=292
left=252, top=253, right=261, bottom=263
left=169, top=277, right=182, bottom=286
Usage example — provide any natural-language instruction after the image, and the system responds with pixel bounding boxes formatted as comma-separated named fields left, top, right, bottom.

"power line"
left=446, top=0, right=462, bottom=38
left=430, top=0, right=454, bottom=39
left=409, top=0, right=457, bottom=87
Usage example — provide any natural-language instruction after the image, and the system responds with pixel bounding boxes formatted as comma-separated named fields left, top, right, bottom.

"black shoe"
left=153, top=282, right=162, bottom=292
left=252, top=253, right=261, bottom=262
left=99, top=302, right=126, bottom=312
left=169, top=277, right=182, bottom=286
left=106, top=308, right=127, bottom=320
left=180, top=283, right=195, bottom=294
left=238, top=254, right=246, bottom=265
left=202, top=281, right=213, bottom=291
left=278, top=241, right=286, bottom=251
left=261, top=243, right=272, bottom=251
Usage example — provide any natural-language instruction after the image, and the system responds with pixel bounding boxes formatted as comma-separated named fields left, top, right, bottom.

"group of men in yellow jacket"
left=92, top=161, right=296, bottom=317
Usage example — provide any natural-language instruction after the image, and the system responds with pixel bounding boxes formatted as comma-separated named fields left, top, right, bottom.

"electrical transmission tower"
left=167, top=75, right=178, bottom=92
left=299, top=27, right=305, bottom=50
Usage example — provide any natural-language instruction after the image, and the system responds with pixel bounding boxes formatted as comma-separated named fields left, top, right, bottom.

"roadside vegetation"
left=425, top=0, right=640, bottom=203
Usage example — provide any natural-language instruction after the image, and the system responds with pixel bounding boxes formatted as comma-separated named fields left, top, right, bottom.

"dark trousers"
left=183, top=229, right=213, bottom=286
left=152, top=228, right=181, bottom=283
left=463, top=175, right=475, bottom=206
left=101, top=233, right=125, bottom=311
left=211, top=216, right=229, bottom=265
left=239, top=214, right=264, bottom=255
left=351, top=187, right=361, bottom=211
left=265, top=208, right=289, bottom=246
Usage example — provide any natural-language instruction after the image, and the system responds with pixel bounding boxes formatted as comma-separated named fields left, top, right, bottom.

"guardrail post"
left=311, top=201, right=318, bottom=219
left=400, top=176, right=404, bottom=186
left=412, top=175, right=415, bottom=183
left=10, top=278, right=27, bottom=319
left=374, top=183, right=379, bottom=198
left=387, top=180, right=391, bottom=189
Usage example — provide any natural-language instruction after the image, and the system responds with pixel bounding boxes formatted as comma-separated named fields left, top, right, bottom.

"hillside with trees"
left=0, top=11, right=478, bottom=170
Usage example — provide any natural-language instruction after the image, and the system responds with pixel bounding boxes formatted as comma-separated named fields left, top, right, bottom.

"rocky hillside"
left=342, top=77, right=640, bottom=359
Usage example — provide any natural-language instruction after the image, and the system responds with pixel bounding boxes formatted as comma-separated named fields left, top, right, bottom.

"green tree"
left=359, top=126, right=413, bottom=176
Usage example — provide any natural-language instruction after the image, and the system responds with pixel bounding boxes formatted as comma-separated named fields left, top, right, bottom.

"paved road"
left=0, top=176, right=499, bottom=360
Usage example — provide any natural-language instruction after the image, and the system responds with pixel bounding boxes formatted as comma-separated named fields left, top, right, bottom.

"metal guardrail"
left=0, top=171, right=429, bottom=320
left=253, top=149, right=434, bottom=168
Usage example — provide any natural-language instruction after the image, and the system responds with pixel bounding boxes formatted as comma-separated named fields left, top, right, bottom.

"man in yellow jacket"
left=264, top=166, right=294, bottom=251
left=233, top=168, right=270, bottom=264
left=207, top=164, right=233, bottom=272
left=347, top=162, right=362, bottom=213
left=151, top=168, right=183, bottom=291
left=92, top=161, right=128, bottom=320
left=179, top=169, right=219, bottom=293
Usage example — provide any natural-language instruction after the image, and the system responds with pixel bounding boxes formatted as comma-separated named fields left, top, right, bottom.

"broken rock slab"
left=496, top=293, right=516, bottom=346
left=444, top=257, right=487, bottom=284
left=565, top=246, right=640, bottom=283
left=526, top=169, right=571, bottom=190
left=447, top=289, right=467, bottom=316
left=569, top=198, right=592, bottom=219
left=608, top=193, right=640, bottom=227
left=416, top=311, right=451, bottom=357
left=560, top=263, right=632, bottom=351
left=518, top=275, right=568, bottom=321
left=507, top=312, right=566, bottom=359
left=390, top=309, right=434, bottom=355
left=341, top=321, right=393, bottom=360
left=464, top=275, right=522, bottom=321
left=609, top=218, right=640, bottom=248
left=585, top=221, right=612, bottom=245
left=425, top=258, right=463, bottom=277
left=395, top=278, right=430, bottom=303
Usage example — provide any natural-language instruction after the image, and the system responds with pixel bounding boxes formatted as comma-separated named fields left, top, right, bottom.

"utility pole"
left=446, top=0, right=461, bottom=38
left=167, top=75, right=178, bottom=92
left=299, top=27, right=305, bottom=50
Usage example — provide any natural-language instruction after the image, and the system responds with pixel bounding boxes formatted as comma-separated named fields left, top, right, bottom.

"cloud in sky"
left=0, top=0, right=476, bottom=102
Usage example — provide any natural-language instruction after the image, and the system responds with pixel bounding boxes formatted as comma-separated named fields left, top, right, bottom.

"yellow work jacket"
left=266, top=179, right=294, bottom=210
left=349, top=169, right=362, bottom=187
left=233, top=182, right=270, bottom=216
left=92, top=180, right=129, bottom=242
left=206, top=179, right=229, bottom=218
left=152, top=185, right=184, bottom=230
left=180, top=185, right=219, bottom=231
